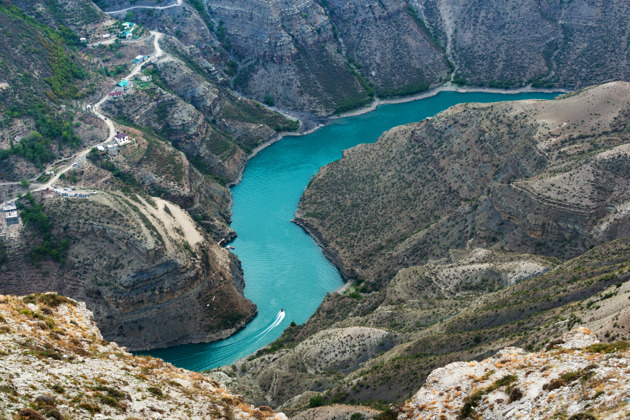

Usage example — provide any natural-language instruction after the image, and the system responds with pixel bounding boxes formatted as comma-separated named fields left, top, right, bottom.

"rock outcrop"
left=0, top=293, right=286, bottom=419
left=0, top=191, right=256, bottom=351
left=400, top=328, right=630, bottom=419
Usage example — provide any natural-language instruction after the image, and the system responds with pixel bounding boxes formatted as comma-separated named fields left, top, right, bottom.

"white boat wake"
left=168, top=310, right=286, bottom=370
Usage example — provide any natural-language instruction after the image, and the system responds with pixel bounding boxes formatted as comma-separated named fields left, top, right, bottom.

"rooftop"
left=2, top=202, right=16, bottom=212
left=5, top=211, right=18, bottom=219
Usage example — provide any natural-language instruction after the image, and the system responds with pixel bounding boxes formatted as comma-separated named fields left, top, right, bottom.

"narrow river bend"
left=145, top=90, right=559, bottom=371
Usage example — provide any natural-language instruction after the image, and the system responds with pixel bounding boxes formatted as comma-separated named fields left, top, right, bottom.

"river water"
left=145, top=90, right=559, bottom=371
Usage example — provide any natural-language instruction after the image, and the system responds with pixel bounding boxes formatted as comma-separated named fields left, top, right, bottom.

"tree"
left=125, top=11, right=134, bottom=22
left=20, top=179, right=31, bottom=188
left=264, top=94, right=275, bottom=107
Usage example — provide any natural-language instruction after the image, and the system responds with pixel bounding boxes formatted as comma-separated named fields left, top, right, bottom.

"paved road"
left=104, top=0, right=182, bottom=15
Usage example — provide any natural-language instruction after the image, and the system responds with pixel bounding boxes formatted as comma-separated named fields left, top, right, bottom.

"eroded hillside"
left=212, top=84, right=630, bottom=413
left=0, top=190, right=256, bottom=351
left=299, top=82, right=630, bottom=285
left=95, top=0, right=630, bottom=115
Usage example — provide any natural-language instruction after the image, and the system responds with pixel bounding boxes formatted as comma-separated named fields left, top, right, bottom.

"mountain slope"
left=215, top=84, right=630, bottom=412
left=0, top=293, right=286, bottom=419
left=298, top=82, right=630, bottom=286
left=93, top=0, right=630, bottom=116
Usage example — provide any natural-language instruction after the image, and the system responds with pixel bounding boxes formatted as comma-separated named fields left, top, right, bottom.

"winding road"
left=0, top=30, right=168, bottom=202
left=1, top=7, right=173, bottom=210
left=104, top=0, right=182, bottom=15
left=37, top=32, right=166, bottom=192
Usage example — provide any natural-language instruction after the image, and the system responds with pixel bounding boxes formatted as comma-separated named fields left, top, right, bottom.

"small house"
left=114, top=132, right=131, bottom=146
left=2, top=202, right=17, bottom=213
left=80, top=37, right=87, bottom=43
left=96, top=145, right=106, bottom=154
left=4, top=210, right=19, bottom=227
left=108, top=91, right=123, bottom=97
left=102, top=34, right=110, bottom=39
left=117, top=79, right=131, bottom=91
left=133, top=55, right=146, bottom=63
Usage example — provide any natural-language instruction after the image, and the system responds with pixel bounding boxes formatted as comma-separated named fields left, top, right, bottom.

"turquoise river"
left=145, top=90, right=559, bottom=371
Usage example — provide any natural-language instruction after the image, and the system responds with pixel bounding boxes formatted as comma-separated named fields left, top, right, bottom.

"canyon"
left=1, top=0, right=630, bottom=418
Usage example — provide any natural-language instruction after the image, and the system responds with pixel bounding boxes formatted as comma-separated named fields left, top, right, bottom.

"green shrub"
left=309, top=395, right=324, bottom=408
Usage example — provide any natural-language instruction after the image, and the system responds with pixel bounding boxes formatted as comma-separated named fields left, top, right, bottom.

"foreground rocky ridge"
left=401, top=328, right=630, bottom=419
left=0, top=293, right=286, bottom=419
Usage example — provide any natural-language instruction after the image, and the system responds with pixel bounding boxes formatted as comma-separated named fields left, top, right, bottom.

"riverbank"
left=292, top=212, right=356, bottom=284
left=233, top=83, right=566, bottom=188
left=334, top=83, right=567, bottom=119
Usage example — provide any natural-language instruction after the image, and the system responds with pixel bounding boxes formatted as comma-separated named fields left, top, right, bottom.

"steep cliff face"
left=0, top=293, right=286, bottom=419
left=320, top=0, right=451, bottom=98
left=417, top=0, right=630, bottom=88
left=94, top=0, right=630, bottom=116
left=209, top=0, right=372, bottom=115
left=299, top=82, right=630, bottom=285
left=0, top=191, right=256, bottom=351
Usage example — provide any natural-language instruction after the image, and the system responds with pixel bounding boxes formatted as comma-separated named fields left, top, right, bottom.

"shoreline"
left=227, top=82, right=566, bottom=281
left=231, top=83, right=566, bottom=188
left=332, top=83, right=567, bottom=119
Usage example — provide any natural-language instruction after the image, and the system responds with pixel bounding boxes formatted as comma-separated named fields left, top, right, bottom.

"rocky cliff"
left=0, top=190, right=256, bottom=351
left=101, top=34, right=298, bottom=185
left=0, top=293, right=286, bottom=419
left=95, top=0, right=630, bottom=115
left=401, top=328, right=630, bottom=419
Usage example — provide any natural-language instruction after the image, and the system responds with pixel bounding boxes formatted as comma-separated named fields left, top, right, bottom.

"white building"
left=2, top=202, right=19, bottom=227
left=114, top=132, right=131, bottom=146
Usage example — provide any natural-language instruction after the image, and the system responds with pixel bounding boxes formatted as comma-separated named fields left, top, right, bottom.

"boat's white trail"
left=171, top=310, right=286, bottom=369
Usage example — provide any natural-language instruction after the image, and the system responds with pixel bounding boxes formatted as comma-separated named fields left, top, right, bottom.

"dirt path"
left=36, top=31, right=167, bottom=192
left=103, top=0, right=182, bottom=15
